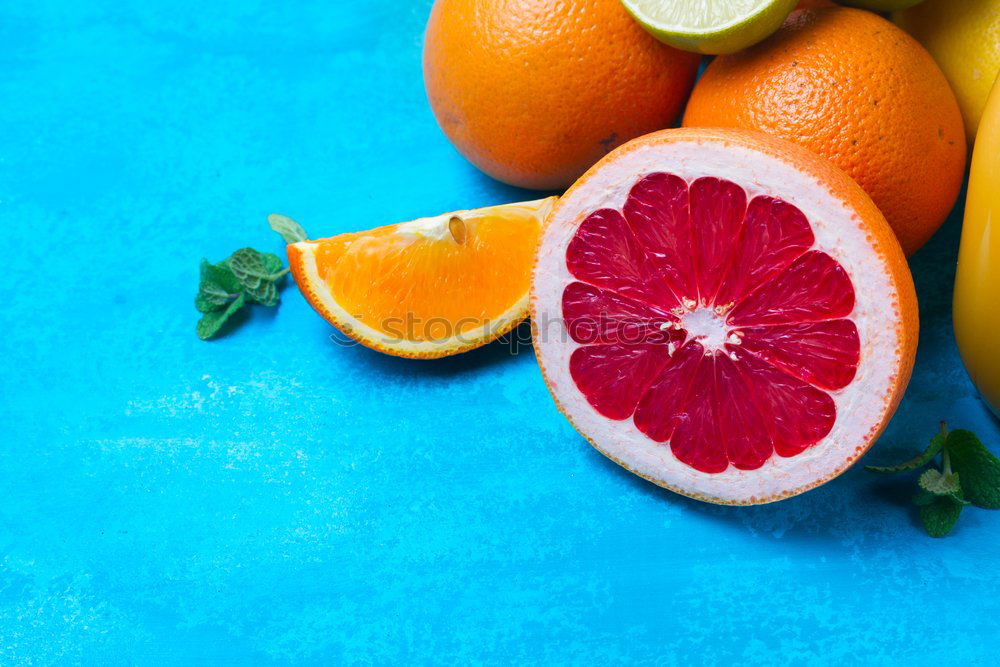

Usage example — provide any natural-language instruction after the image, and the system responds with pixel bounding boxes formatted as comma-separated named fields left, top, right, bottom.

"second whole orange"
left=683, top=6, right=966, bottom=256
left=422, top=0, right=701, bottom=191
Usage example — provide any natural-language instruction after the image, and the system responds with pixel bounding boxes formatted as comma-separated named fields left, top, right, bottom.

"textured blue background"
left=2, top=1, right=999, bottom=664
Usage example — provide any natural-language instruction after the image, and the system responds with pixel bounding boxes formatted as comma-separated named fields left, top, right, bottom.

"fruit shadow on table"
left=331, top=319, right=536, bottom=379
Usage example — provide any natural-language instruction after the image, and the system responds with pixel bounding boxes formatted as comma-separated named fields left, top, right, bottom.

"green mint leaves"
left=866, top=423, right=1000, bottom=537
left=194, top=214, right=308, bottom=340
left=196, top=260, right=241, bottom=313
left=194, top=214, right=309, bottom=340
left=195, top=248, right=289, bottom=340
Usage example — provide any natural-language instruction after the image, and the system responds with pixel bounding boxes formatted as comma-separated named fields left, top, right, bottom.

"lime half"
left=621, top=0, right=799, bottom=55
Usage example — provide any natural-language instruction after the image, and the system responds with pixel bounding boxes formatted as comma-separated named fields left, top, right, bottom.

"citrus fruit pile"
left=276, top=0, right=993, bottom=504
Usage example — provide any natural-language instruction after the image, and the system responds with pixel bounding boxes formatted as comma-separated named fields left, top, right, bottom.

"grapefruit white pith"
left=531, top=128, right=918, bottom=504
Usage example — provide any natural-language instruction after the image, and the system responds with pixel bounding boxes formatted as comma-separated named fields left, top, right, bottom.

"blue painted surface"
left=2, top=1, right=999, bottom=664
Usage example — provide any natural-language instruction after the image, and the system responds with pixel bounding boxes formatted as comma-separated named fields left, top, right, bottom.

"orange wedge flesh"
left=287, top=197, right=557, bottom=358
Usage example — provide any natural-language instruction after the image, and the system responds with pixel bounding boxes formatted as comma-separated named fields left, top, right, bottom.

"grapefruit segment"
left=716, top=197, right=815, bottom=304
left=728, top=251, right=855, bottom=326
left=735, top=351, right=837, bottom=459
left=690, top=177, right=748, bottom=304
left=739, top=320, right=860, bottom=391
left=569, top=344, right=673, bottom=420
left=633, top=342, right=705, bottom=443
left=714, top=195, right=815, bottom=308
left=562, top=282, right=681, bottom=346
left=623, top=173, right=697, bottom=304
left=531, top=128, right=918, bottom=504
left=714, top=352, right=774, bottom=472
left=667, top=351, right=729, bottom=474
left=566, top=209, right=681, bottom=310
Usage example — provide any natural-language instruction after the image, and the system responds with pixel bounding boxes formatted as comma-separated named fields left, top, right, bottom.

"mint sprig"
left=866, top=430, right=944, bottom=474
left=866, top=423, right=1000, bottom=537
left=195, top=248, right=289, bottom=340
left=194, top=215, right=309, bottom=340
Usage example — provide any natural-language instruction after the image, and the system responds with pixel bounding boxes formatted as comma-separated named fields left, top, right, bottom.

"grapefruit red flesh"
left=563, top=174, right=860, bottom=474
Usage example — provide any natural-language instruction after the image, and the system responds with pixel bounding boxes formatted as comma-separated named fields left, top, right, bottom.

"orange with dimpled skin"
left=422, top=0, right=701, bottom=191
left=683, top=6, right=966, bottom=256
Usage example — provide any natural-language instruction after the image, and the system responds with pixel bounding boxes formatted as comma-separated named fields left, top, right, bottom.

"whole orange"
left=422, top=0, right=701, bottom=191
left=683, top=6, right=966, bottom=255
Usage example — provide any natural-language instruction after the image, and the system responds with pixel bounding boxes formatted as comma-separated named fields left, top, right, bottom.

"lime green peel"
left=620, top=0, right=799, bottom=55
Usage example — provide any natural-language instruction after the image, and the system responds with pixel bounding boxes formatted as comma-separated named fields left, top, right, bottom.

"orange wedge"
left=284, top=197, right=557, bottom=359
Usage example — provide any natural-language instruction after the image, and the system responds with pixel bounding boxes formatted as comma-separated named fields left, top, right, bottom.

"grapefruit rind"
left=289, top=198, right=556, bottom=360
left=531, top=128, right=917, bottom=505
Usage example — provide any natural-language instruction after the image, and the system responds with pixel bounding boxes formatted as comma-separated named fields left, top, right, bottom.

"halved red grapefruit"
left=531, top=128, right=918, bottom=504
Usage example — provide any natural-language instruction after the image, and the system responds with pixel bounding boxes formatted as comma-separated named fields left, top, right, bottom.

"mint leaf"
left=946, top=430, right=1000, bottom=509
left=200, top=258, right=242, bottom=294
left=227, top=248, right=288, bottom=291
left=196, top=293, right=246, bottom=340
left=227, top=248, right=267, bottom=289
left=865, top=430, right=945, bottom=474
left=229, top=249, right=285, bottom=306
left=245, top=280, right=279, bottom=307
left=919, top=495, right=963, bottom=538
left=197, top=259, right=242, bottom=312
left=913, top=489, right=937, bottom=507
left=918, top=468, right=961, bottom=497
left=197, top=280, right=233, bottom=310
left=261, top=252, right=284, bottom=275
left=268, top=213, right=308, bottom=244
left=196, top=291, right=224, bottom=313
